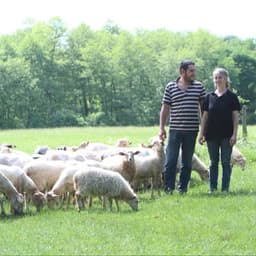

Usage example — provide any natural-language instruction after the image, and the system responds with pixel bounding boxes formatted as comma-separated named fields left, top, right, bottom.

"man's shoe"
left=208, top=188, right=217, bottom=194
left=165, top=187, right=173, bottom=194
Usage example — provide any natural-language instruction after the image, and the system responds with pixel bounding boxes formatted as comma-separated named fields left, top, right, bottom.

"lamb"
left=101, top=151, right=140, bottom=183
left=133, top=139, right=165, bottom=198
left=73, top=166, right=139, bottom=211
left=0, top=171, right=24, bottom=215
left=0, top=164, right=45, bottom=212
left=231, top=146, right=246, bottom=170
left=23, top=159, right=78, bottom=192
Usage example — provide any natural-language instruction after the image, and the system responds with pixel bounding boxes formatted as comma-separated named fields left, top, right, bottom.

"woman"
left=198, top=68, right=241, bottom=193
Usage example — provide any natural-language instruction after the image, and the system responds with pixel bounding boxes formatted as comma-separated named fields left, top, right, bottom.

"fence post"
left=241, top=105, right=247, bottom=140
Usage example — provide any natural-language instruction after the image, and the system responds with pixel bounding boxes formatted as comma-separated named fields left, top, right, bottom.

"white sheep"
left=231, top=146, right=246, bottom=170
left=43, top=149, right=86, bottom=162
left=0, top=150, right=32, bottom=168
left=191, top=154, right=209, bottom=180
left=0, top=171, right=24, bottom=215
left=23, top=159, right=78, bottom=192
left=133, top=139, right=165, bottom=198
left=46, top=160, right=102, bottom=208
left=101, top=151, right=140, bottom=183
left=73, top=166, right=139, bottom=212
left=176, top=151, right=209, bottom=181
left=0, top=164, right=45, bottom=212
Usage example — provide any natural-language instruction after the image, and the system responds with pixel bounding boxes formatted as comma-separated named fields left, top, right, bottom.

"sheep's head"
left=115, top=138, right=131, bottom=147
left=32, top=192, right=46, bottom=212
left=45, top=192, right=60, bottom=209
left=11, top=193, right=24, bottom=215
left=149, top=136, right=165, bottom=146
left=126, top=195, right=139, bottom=211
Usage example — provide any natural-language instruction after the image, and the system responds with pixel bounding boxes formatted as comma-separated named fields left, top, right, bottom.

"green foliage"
left=0, top=19, right=256, bottom=128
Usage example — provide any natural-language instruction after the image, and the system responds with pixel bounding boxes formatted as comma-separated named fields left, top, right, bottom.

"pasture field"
left=0, top=126, right=256, bottom=255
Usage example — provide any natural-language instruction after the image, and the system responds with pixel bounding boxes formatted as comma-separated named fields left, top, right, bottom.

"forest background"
left=0, top=17, right=255, bottom=129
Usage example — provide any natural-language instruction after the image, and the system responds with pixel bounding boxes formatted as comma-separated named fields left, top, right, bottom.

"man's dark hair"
left=180, top=60, right=195, bottom=71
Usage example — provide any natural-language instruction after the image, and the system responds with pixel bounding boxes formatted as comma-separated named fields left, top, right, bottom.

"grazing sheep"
left=0, top=164, right=45, bottom=212
left=176, top=151, right=209, bottom=181
left=231, top=146, right=246, bottom=170
left=191, top=154, right=209, bottom=180
left=73, top=166, right=138, bottom=212
left=101, top=151, right=140, bottom=182
left=23, top=159, right=78, bottom=192
left=46, top=160, right=102, bottom=208
left=0, top=171, right=24, bottom=215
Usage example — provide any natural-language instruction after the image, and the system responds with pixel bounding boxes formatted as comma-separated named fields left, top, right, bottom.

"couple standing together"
left=159, top=60, right=241, bottom=194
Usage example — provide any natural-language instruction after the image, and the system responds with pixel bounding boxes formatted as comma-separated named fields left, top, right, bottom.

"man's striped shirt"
left=162, top=79, right=206, bottom=131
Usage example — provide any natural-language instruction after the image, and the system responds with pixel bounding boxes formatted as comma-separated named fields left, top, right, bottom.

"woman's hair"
left=213, top=67, right=230, bottom=88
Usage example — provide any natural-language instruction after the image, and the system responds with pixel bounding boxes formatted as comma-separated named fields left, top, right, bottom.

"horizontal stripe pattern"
left=162, top=80, right=205, bottom=131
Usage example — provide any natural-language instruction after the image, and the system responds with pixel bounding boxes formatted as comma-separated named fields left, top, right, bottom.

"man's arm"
left=159, top=103, right=170, bottom=141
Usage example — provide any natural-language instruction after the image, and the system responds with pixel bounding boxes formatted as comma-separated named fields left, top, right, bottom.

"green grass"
left=0, top=126, right=256, bottom=255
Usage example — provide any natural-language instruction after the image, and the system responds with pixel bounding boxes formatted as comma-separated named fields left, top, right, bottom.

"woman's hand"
left=198, top=135, right=205, bottom=145
left=230, top=135, right=237, bottom=146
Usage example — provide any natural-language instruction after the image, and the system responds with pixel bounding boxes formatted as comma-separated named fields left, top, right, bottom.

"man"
left=159, top=60, right=205, bottom=194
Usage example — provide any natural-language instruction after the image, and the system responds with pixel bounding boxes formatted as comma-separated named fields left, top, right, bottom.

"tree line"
left=0, top=17, right=255, bottom=129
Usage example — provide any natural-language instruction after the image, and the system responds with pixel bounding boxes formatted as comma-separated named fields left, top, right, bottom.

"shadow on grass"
left=0, top=211, right=34, bottom=222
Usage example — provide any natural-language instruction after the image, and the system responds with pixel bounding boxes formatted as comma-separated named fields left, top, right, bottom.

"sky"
left=1, top=0, right=255, bottom=39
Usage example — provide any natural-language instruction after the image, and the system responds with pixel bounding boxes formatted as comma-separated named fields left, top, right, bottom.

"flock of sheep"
left=0, top=137, right=246, bottom=216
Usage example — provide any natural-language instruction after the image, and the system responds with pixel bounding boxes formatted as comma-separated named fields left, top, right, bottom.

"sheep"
left=0, top=150, right=32, bottom=168
left=231, top=146, right=246, bottom=170
left=115, top=138, right=131, bottom=147
left=73, top=166, right=139, bottom=212
left=23, top=159, right=78, bottom=192
left=46, top=160, right=102, bottom=208
left=81, top=138, right=131, bottom=152
left=43, top=149, right=86, bottom=162
left=132, top=140, right=165, bottom=198
left=0, top=171, right=24, bottom=215
left=0, top=164, right=45, bottom=212
left=175, top=152, right=209, bottom=182
left=191, top=154, right=209, bottom=180
left=101, top=151, right=140, bottom=183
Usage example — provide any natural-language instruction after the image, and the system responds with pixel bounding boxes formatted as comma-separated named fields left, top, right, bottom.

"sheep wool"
left=73, top=166, right=138, bottom=212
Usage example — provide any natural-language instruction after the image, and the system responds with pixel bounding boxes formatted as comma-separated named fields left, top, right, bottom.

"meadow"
left=0, top=126, right=256, bottom=255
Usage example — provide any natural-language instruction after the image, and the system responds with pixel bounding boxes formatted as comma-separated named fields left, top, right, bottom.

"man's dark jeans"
left=207, top=138, right=232, bottom=192
left=164, top=130, right=197, bottom=192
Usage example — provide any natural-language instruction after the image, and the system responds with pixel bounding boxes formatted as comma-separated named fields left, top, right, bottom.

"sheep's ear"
left=119, top=152, right=126, bottom=156
left=134, top=151, right=141, bottom=155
